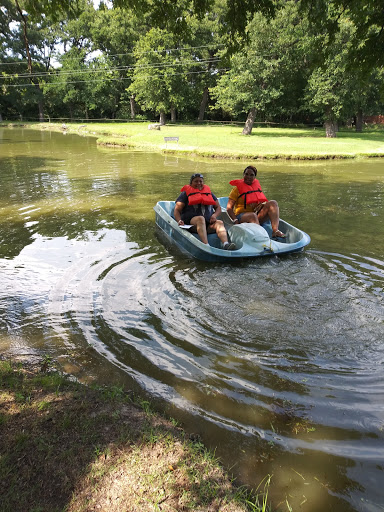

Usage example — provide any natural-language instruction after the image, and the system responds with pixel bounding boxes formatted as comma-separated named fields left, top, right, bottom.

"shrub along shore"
left=0, top=357, right=270, bottom=512
left=5, top=121, right=384, bottom=160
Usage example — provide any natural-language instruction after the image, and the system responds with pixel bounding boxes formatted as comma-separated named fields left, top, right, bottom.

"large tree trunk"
left=355, top=108, right=363, bottom=132
left=325, top=120, right=337, bottom=137
left=198, top=87, right=209, bottom=122
left=242, top=107, right=257, bottom=135
left=130, top=94, right=136, bottom=119
left=170, top=106, right=176, bottom=123
left=159, top=112, right=166, bottom=125
left=324, top=105, right=337, bottom=137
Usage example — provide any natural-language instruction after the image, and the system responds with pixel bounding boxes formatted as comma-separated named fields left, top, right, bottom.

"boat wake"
left=1, top=232, right=384, bottom=512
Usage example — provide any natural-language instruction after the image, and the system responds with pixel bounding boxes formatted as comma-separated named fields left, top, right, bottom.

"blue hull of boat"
left=154, top=198, right=310, bottom=262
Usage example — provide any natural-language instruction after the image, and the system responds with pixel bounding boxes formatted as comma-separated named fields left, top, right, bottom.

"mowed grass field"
left=28, top=121, right=384, bottom=160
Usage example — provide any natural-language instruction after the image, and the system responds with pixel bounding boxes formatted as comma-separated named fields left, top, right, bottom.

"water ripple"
left=46, top=246, right=382, bottom=452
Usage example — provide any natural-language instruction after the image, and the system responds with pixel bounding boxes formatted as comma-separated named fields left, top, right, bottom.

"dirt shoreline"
left=0, top=355, right=267, bottom=511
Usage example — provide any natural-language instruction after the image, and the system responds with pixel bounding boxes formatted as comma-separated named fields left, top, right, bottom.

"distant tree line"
left=1, top=0, right=383, bottom=137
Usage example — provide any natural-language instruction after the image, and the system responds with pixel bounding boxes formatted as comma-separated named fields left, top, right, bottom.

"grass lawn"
left=0, top=358, right=270, bottom=512
left=22, top=121, right=384, bottom=160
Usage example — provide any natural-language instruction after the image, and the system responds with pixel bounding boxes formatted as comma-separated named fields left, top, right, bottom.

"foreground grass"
left=20, top=120, right=384, bottom=160
left=0, top=358, right=270, bottom=512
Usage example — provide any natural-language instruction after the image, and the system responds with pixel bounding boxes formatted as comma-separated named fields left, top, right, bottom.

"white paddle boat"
left=154, top=197, right=310, bottom=262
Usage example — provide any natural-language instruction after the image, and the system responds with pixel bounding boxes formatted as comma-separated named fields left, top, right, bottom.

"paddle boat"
left=154, top=197, right=310, bottom=262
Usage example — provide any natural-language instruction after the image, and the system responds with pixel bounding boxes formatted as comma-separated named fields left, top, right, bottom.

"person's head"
left=243, top=166, right=257, bottom=184
left=190, top=173, right=204, bottom=189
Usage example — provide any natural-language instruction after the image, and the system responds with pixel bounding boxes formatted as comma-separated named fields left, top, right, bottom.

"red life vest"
left=180, top=184, right=216, bottom=206
left=229, top=179, right=268, bottom=208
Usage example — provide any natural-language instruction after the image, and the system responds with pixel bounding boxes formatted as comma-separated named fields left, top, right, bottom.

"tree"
left=181, top=2, right=229, bottom=121
left=19, top=0, right=82, bottom=21
left=304, top=19, right=359, bottom=137
left=13, top=0, right=46, bottom=120
left=113, top=0, right=384, bottom=70
left=0, top=1, right=17, bottom=120
left=87, top=5, right=148, bottom=119
left=113, top=0, right=275, bottom=41
left=210, top=2, right=309, bottom=134
left=2, top=0, right=382, bottom=125
left=299, top=0, right=384, bottom=69
left=44, top=47, right=121, bottom=119
left=1, top=0, right=76, bottom=121
left=128, top=28, right=193, bottom=124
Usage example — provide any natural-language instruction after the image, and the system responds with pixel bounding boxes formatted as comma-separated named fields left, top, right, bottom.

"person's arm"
left=226, top=198, right=239, bottom=223
left=209, top=200, right=222, bottom=224
left=174, top=201, right=185, bottom=225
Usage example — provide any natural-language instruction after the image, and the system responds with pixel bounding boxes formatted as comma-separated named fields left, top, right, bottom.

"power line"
left=4, top=67, right=230, bottom=88
left=0, top=57, right=221, bottom=80
left=0, top=61, right=29, bottom=66
left=0, top=43, right=225, bottom=68
left=107, top=43, right=225, bottom=57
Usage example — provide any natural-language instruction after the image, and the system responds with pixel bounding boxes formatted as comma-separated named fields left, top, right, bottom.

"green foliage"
left=15, top=392, right=32, bottom=404
left=32, top=372, right=67, bottom=390
left=304, top=19, right=356, bottom=123
left=245, top=474, right=271, bottom=511
left=0, top=361, right=23, bottom=389
left=97, top=385, right=126, bottom=400
left=20, top=0, right=82, bottom=21
left=299, top=0, right=384, bottom=68
left=210, top=2, right=310, bottom=121
left=113, top=0, right=275, bottom=40
left=1, top=0, right=383, bottom=130
left=128, top=27, right=193, bottom=119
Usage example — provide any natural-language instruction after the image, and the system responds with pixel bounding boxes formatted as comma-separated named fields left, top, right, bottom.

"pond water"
left=1, top=127, right=383, bottom=511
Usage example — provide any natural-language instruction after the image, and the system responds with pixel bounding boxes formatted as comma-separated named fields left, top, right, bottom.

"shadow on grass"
left=0, top=360, right=256, bottom=512
left=245, top=128, right=384, bottom=142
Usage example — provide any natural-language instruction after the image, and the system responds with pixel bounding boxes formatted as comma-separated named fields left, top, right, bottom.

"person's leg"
left=209, top=220, right=236, bottom=250
left=190, top=216, right=209, bottom=244
left=238, top=212, right=259, bottom=224
left=257, top=200, right=285, bottom=236
left=211, top=219, right=228, bottom=244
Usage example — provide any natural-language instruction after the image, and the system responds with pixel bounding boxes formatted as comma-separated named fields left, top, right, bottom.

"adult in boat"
left=226, top=165, right=286, bottom=238
left=174, top=173, right=236, bottom=250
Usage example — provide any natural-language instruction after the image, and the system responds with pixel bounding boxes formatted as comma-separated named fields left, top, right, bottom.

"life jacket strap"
left=238, top=189, right=262, bottom=208
left=187, top=191, right=212, bottom=197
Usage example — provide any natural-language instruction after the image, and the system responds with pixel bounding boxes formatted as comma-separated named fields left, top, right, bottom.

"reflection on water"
left=1, top=128, right=383, bottom=511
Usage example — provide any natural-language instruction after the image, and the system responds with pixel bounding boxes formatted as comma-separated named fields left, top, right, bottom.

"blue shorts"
left=236, top=212, right=247, bottom=222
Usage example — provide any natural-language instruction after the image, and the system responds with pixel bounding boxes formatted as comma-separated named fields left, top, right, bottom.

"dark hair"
left=190, top=173, right=204, bottom=184
left=243, top=166, right=257, bottom=176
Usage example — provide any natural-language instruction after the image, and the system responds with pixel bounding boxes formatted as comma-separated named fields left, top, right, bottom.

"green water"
left=1, top=127, right=383, bottom=512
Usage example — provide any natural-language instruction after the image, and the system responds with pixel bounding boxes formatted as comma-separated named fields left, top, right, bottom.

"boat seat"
left=189, top=231, right=222, bottom=249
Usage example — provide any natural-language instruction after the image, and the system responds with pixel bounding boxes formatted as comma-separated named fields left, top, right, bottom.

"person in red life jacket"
left=226, top=165, right=286, bottom=238
left=174, top=173, right=236, bottom=250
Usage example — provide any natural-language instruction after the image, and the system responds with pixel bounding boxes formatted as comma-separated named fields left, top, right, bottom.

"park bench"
left=164, top=136, right=179, bottom=145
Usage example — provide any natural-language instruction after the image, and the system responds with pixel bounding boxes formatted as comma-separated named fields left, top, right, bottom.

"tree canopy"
left=1, top=0, right=383, bottom=135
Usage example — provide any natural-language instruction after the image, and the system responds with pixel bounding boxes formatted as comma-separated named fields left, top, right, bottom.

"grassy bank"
left=17, top=121, right=384, bottom=160
left=0, top=358, right=270, bottom=512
